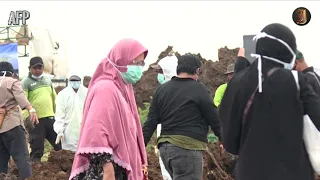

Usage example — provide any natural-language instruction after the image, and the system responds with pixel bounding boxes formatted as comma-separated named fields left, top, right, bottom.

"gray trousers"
left=0, top=126, right=32, bottom=179
left=159, top=142, right=203, bottom=180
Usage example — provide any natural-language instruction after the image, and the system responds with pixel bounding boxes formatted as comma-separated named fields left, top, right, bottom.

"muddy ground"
left=3, top=146, right=320, bottom=180
left=1, top=150, right=74, bottom=180
left=1, top=142, right=235, bottom=180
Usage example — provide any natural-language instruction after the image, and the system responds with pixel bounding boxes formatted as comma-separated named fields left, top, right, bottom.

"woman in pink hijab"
left=70, top=39, right=149, bottom=180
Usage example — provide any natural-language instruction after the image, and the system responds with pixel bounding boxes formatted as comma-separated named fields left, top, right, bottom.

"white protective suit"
left=53, top=76, right=88, bottom=152
left=156, top=56, right=178, bottom=180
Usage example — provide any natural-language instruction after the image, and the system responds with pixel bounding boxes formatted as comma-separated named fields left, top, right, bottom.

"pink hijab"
left=69, top=39, right=148, bottom=180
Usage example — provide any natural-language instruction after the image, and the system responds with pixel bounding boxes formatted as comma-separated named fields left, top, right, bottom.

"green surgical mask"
left=121, top=65, right=143, bottom=84
left=157, top=73, right=166, bottom=84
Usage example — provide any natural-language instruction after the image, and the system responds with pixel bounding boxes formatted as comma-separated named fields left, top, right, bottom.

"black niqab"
left=219, top=23, right=320, bottom=180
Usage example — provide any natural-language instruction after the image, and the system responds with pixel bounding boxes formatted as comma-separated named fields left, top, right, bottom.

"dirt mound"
left=0, top=173, right=18, bottom=180
left=3, top=150, right=74, bottom=180
left=3, top=145, right=237, bottom=180
left=147, top=146, right=162, bottom=180
left=204, top=143, right=235, bottom=180
left=4, top=146, right=320, bottom=180
left=30, top=150, right=74, bottom=180
left=134, top=46, right=239, bottom=108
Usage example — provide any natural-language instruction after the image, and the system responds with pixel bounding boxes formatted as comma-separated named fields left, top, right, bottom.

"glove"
left=55, top=133, right=64, bottom=144
left=154, top=145, right=159, bottom=155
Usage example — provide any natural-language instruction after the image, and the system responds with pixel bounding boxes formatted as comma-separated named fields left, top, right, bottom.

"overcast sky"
left=0, top=1, right=319, bottom=77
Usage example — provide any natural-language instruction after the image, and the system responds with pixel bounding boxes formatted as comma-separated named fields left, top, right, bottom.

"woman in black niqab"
left=234, top=56, right=251, bottom=73
left=219, top=23, right=320, bottom=180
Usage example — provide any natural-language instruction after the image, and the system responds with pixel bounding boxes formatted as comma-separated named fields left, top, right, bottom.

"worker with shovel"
left=0, top=61, right=38, bottom=180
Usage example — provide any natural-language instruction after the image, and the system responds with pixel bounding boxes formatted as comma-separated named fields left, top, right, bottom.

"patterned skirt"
left=72, top=153, right=127, bottom=180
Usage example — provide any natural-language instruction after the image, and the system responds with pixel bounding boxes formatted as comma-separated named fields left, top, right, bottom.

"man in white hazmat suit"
left=150, top=55, right=178, bottom=180
left=53, top=74, right=88, bottom=152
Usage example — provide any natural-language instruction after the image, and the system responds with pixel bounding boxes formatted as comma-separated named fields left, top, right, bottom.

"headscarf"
left=69, top=39, right=148, bottom=180
left=251, top=23, right=297, bottom=92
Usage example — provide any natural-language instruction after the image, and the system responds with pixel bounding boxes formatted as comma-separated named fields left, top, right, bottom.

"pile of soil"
left=203, top=143, right=235, bottom=180
left=134, top=46, right=239, bottom=108
left=2, top=143, right=237, bottom=180
left=2, top=150, right=74, bottom=180
left=147, top=146, right=162, bottom=180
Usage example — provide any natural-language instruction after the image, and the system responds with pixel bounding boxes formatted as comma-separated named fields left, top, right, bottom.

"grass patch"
left=41, top=140, right=53, bottom=162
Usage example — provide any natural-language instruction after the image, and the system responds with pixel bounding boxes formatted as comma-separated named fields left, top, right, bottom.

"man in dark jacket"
left=219, top=23, right=320, bottom=180
left=143, top=54, right=222, bottom=180
left=294, top=50, right=320, bottom=96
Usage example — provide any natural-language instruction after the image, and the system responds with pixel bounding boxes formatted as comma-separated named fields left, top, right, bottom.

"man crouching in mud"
left=219, top=23, right=320, bottom=180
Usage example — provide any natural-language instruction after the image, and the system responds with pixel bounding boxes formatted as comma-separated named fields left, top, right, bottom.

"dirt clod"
left=147, top=146, right=162, bottom=180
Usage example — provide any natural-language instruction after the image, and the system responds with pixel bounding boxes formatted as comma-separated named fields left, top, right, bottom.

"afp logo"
left=292, top=7, right=311, bottom=26
left=8, top=10, right=30, bottom=26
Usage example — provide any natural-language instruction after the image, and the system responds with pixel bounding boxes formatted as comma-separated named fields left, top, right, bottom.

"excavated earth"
left=134, top=46, right=239, bottom=108
left=1, top=150, right=74, bottom=180
left=3, top=146, right=320, bottom=180
left=2, top=142, right=236, bottom=180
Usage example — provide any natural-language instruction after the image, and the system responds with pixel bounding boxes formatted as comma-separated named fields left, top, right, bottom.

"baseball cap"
left=296, top=49, right=304, bottom=60
left=225, top=63, right=235, bottom=74
left=69, top=75, right=81, bottom=81
left=29, top=57, right=44, bottom=68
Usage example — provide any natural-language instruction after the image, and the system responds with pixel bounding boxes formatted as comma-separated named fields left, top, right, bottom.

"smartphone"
left=243, top=35, right=257, bottom=63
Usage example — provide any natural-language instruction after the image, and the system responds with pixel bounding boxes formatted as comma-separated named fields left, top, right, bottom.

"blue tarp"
left=0, top=42, right=19, bottom=76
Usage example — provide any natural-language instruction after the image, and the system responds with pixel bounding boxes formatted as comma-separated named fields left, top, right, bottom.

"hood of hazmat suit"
left=156, top=56, right=178, bottom=180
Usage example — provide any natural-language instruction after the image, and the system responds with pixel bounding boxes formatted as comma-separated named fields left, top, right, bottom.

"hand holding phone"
left=243, top=35, right=257, bottom=63
left=238, top=48, right=245, bottom=57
